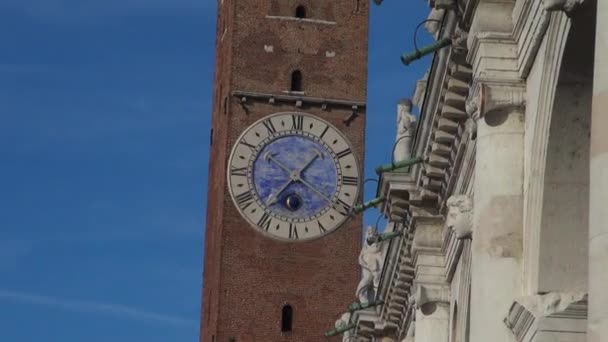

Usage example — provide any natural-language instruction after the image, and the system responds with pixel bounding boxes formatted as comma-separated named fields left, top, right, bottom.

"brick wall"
left=201, top=1, right=369, bottom=341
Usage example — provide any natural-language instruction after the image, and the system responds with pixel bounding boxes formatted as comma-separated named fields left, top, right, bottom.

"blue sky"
left=0, top=1, right=432, bottom=341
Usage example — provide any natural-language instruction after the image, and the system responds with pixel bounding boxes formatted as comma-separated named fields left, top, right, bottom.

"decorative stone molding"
left=521, top=9, right=572, bottom=294
left=445, top=195, right=473, bottom=239
left=504, top=293, right=588, bottom=342
left=543, top=0, right=584, bottom=12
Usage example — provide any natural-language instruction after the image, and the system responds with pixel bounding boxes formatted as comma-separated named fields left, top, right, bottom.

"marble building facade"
left=336, top=0, right=607, bottom=341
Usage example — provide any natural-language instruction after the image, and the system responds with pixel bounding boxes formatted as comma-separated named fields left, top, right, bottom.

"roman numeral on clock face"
left=333, top=199, right=352, bottom=216
left=239, top=139, right=257, bottom=152
left=318, top=220, right=327, bottom=234
left=291, top=115, right=304, bottom=131
left=262, top=119, right=277, bottom=135
left=342, top=176, right=358, bottom=186
left=235, top=191, right=254, bottom=210
left=336, top=148, right=352, bottom=159
left=289, top=223, right=299, bottom=240
left=257, top=212, right=272, bottom=231
left=231, top=167, right=248, bottom=177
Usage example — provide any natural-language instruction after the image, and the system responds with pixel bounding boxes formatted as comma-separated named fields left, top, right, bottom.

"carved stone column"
left=589, top=0, right=608, bottom=340
left=468, top=82, right=525, bottom=342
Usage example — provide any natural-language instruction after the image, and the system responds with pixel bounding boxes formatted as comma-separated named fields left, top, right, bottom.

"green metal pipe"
left=375, top=156, right=424, bottom=175
left=367, top=231, right=403, bottom=245
left=324, top=323, right=356, bottom=337
left=401, top=38, right=452, bottom=66
left=354, top=196, right=386, bottom=213
left=348, top=300, right=385, bottom=312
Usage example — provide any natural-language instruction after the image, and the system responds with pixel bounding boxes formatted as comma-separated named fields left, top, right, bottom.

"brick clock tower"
left=201, top=1, right=368, bottom=341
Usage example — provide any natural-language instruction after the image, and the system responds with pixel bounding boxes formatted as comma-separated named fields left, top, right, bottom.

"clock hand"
left=267, top=179, right=294, bottom=205
left=263, top=152, right=292, bottom=174
left=296, top=149, right=323, bottom=176
left=297, top=176, right=333, bottom=203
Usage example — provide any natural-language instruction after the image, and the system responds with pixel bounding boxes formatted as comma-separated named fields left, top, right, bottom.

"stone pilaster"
left=467, top=82, right=525, bottom=342
left=589, top=0, right=608, bottom=340
left=466, top=2, right=526, bottom=340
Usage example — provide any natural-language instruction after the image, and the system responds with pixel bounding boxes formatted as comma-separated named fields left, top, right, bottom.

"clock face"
left=227, top=112, right=361, bottom=242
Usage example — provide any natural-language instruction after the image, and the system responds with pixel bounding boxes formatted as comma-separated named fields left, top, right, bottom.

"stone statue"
left=393, top=99, right=417, bottom=163
left=445, top=195, right=473, bottom=239
left=425, top=8, right=444, bottom=35
left=356, top=226, right=384, bottom=304
left=334, top=312, right=353, bottom=342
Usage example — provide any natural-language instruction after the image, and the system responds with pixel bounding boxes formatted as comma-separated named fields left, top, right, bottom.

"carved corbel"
left=543, top=0, right=584, bottom=12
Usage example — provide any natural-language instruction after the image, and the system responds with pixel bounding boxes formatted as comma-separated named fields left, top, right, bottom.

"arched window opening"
left=295, top=5, right=307, bottom=18
left=291, top=70, right=302, bottom=92
left=281, top=305, right=293, bottom=332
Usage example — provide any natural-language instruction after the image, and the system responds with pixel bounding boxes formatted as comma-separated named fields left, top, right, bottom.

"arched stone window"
left=291, top=70, right=302, bottom=92
left=295, top=5, right=307, bottom=18
left=281, top=304, right=293, bottom=332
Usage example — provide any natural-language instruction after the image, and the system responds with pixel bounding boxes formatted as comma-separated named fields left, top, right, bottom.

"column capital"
left=467, top=81, right=525, bottom=122
left=415, top=284, right=451, bottom=307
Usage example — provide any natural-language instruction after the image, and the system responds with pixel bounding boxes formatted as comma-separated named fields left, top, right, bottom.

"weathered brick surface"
left=201, top=1, right=368, bottom=341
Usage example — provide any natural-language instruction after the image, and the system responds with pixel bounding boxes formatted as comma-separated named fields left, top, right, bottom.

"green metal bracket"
left=401, top=38, right=452, bottom=66
left=348, top=300, right=385, bottom=312
left=324, top=323, right=356, bottom=337
left=354, top=196, right=386, bottom=213
left=375, top=156, right=425, bottom=176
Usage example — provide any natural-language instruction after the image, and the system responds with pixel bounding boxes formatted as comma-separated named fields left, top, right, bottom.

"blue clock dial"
left=228, top=112, right=360, bottom=242
left=253, top=134, right=339, bottom=221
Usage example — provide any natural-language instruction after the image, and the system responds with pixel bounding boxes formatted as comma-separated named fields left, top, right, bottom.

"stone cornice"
left=467, top=0, right=578, bottom=85
left=232, top=90, right=366, bottom=109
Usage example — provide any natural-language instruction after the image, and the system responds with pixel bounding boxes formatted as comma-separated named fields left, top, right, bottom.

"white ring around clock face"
left=227, top=112, right=361, bottom=242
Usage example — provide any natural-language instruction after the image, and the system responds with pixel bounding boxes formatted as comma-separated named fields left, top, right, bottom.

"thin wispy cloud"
left=0, top=289, right=197, bottom=327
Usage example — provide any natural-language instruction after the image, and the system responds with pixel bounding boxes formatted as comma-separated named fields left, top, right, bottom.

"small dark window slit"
left=281, top=304, right=293, bottom=332
left=295, top=6, right=306, bottom=18
left=291, top=70, right=302, bottom=92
